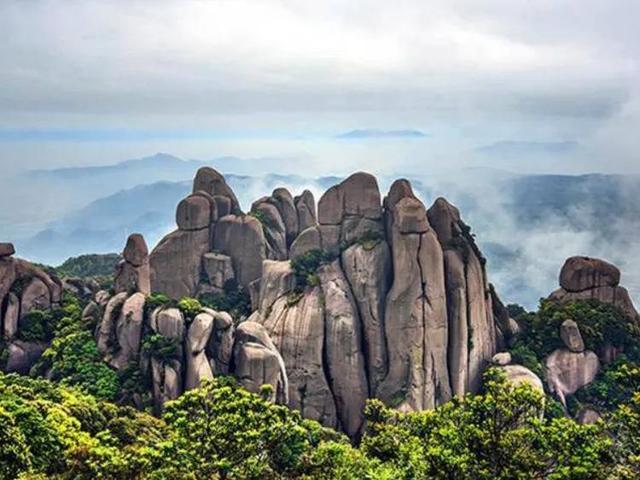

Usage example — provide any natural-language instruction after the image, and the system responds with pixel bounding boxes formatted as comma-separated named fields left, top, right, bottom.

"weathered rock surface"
left=251, top=201, right=287, bottom=260
left=560, top=256, right=621, bottom=292
left=150, top=228, right=210, bottom=299
left=185, top=311, right=214, bottom=390
left=545, top=349, right=600, bottom=406
left=123, top=234, right=149, bottom=267
left=318, top=261, right=369, bottom=437
left=428, top=197, right=496, bottom=396
left=0, top=243, right=15, bottom=257
left=295, top=190, right=317, bottom=232
left=341, top=241, right=391, bottom=395
left=213, top=215, right=267, bottom=288
left=20, top=278, right=51, bottom=318
left=192, top=166, right=242, bottom=214
left=378, top=190, right=451, bottom=411
left=289, top=226, right=322, bottom=259
left=2, top=292, right=19, bottom=339
left=272, top=188, right=299, bottom=246
left=560, top=319, right=585, bottom=353
left=109, top=293, right=146, bottom=370
left=258, top=287, right=338, bottom=428
left=5, top=340, right=46, bottom=374
left=201, top=253, right=235, bottom=291
left=206, top=310, right=234, bottom=375
left=497, top=364, right=545, bottom=395
left=96, top=292, right=129, bottom=358
left=233, top=321, right=288, bottom=403
left=492, top=352, right=512, bottom=366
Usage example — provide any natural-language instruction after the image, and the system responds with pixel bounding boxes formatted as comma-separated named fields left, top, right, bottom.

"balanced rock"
left=0, top=243, right=15, bottom=257
left=123, top=234, right=149, bottom=267
left=560, top=256, right=620, bottom=292
left=492, top=352, right=512, bottom=366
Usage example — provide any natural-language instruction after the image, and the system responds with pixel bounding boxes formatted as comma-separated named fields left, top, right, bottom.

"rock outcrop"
left=115, top=234, right=150, bottom=295
left=550, top=256, right=639, bottom=323
left=0, top=245, right=62, bottom=373
left=545, top=349, right=600, bottom=406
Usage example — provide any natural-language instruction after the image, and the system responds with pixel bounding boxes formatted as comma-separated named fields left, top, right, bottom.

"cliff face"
left=144, top=168, right=511, bottom=434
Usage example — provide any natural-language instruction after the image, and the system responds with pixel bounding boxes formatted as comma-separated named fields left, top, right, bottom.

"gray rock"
left=257, top=260, right=295, bottom=316
left=318, top=261, right=369, bottom=438
left=150, top=228, right=210, bottom=299
left=233, top=321, right=288, bottom=404
left=272, top=188, right=299, bottom=246
left=20, top=278, right=51, bottom=318
left=559, top=256, right=620, bottom=292
left=545, top=349, right=600, bottom=406
left=110, top=293, right=146, bottom=370
left=123, top=234, right=149, bottom=267
left=192, top=166, right=241, bottom=214
left=258, top=287, right=338, bottom=428
left=114, top=260, right=151, bottom=296
left=5, top=340, right=46, bottom=374
left=341, top=241, right=391, bottom=395
left=498, top=364, right=545, bottom=395
left=202, top=253, right=235, bottom=290
left=576, top=408, right=601, bottom=425
left=289, top=226, right=322, bottom=259
left=206, top=310, right=234, bottom=375
left=251, top=202, right=287, bottom=260
left=213, top=215, right=267, bottom=288
left=560, top=319, right=585, bottom=353
left=96, top=292, right=129, bottom=357
left=185, top=312, right=214, bottom=390
left=2, top=293, right=19, bottom=339
left=295, top=190, right=317, bottom=232
left=378, top=188, right=451, bottom=411
left=176, top=194, right=212, bottom=231
left=0, top=242, right=15, bottom=257
left=0, top=257, right=16, bottom=310
left=492, top=352, right=512, bottom=366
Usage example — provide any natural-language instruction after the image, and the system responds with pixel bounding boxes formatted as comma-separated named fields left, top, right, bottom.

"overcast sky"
left=1, top=0, right=639, bottom=175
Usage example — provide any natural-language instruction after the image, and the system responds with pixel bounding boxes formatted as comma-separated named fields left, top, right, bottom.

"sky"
left=0, top=0, right=639, bottom=176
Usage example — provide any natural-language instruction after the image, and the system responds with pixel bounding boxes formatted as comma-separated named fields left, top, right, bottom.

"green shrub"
left=177, top=297, right=203, bottom=319
left=18, top=310, right=52, bottom=342
left=198, top=279, right=252, bottom=322
left=144, top=292, right=175, bottom=317
left=291, top=249, right=333, bottom=292
left=55, top=253, right=121, bottom=278
left=141, top=334, right=178, bottom=363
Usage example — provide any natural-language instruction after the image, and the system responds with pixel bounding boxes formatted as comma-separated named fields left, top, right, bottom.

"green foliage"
left=30, top=291, right=120, bottom=401
left=177, top=297, right=203, bottom=319
left=198, top=279, right=252, bottom=322
left=56, top=253, right=122, bottom=278
left=514, top=299, right=638, bottom=360
left=141, top=334, right=178, bottom=363
left=33, top=330, right=120, bottom=401
left=291, top=249, right=333, bottom=292
left=144, top=292, right=175, bottom=317
left=18, top=310, right=51, bottom=342
left=362, top=368, right=612, bottom=480
left=571, top=356, right=640, bottom=413
left=355, top=230, right=385, bottom=250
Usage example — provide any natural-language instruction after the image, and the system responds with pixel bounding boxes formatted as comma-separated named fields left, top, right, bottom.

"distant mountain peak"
left=335, top=129, right=428, bottom=139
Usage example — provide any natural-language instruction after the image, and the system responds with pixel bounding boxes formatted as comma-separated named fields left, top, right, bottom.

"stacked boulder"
left=545, top=319, right=600, bottom=407
left=0, top=243, right=62, bottom=373
left=550, top=256, right=639, bottom=323
left=94, top=233, right=288, bottom=413
left=150, top=166, right=317, bottom=299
